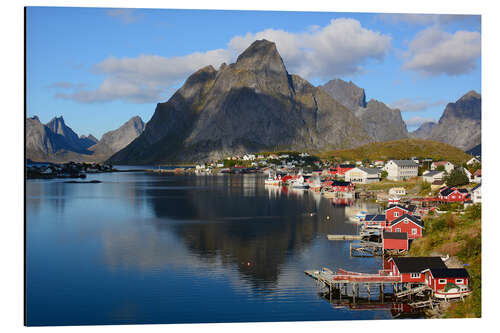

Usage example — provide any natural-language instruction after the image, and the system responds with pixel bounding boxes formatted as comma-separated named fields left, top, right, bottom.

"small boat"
left=264, top=171, right=281, bottom=186
left=433, top=287, right=472, bottom=300
left=291, top=175, right=309, bottom=189
left=348, top=210, right=368, bottom=223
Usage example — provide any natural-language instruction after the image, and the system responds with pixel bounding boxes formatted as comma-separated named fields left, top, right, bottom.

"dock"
left=305, top=268, right=402, bottom=303
left=350, top=241, right=382, bottom=257
left=327, top=234, right=362, bottom=240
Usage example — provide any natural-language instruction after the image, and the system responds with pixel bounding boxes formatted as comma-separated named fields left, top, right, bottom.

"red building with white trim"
left=387, top=257, right=447, bottom=283
left=385, top=214, right=424, bottom=239
left=438, top=187, right=470, bottom=202
left=385, top=205, right=416, bottom=224
left=422, top=268, right=469, bottom=293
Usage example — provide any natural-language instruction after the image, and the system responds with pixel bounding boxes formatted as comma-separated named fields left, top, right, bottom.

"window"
left=438, top=279, right=447, bottom=284
left=394, top=212, right=399, bottom=217
left=456, top=279, right=464, bottom=284
left=410, top=273, right=420, bottom=278
left=412, top=228, right=417, bottom=235
left=395, top=228, right=401, bottom=232
left=404, top=220, right=408, bottom=224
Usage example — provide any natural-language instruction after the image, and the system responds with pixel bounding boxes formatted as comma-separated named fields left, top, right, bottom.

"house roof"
left=331, top=180, right=352, bottom=186
left=473, top=169, right=481, bottom=176
left=440, top=187, right=456, bottom=196
left=458, top=188, right=469, bottom=194
left=428, top=268, right=469, bottom=278
left=471, top=183, right=481, bottom=192
left=385, top=204, right=409, bottom=212
left=365, top=214, right=386, bottom=222
left=383, top=231, right=408, bottom=240
left=356, top=167, right=381, bottom=175
left=338, top=164, right=355, bottom=168
left=423, top=170, right=444, bottom=177
left=392, top=257, right=447, bottom=273
left=390, top=160, right=418, bottom=167
left=432, top=180, right=445, bottom=185
left=390, top=214, right=424, bottom=228
left=432, top=161, right=451, bottom=166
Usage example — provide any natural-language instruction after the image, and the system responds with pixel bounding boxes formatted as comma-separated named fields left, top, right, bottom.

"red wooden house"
left=385, top=214, right=423, bottom=239
left=385, top=204, right=416, bottom=224
left=323, top=180, right=354, bottom=192
left=422, top=268, right=470, bottom=295
left=438, top=187, right=470, bottom=202
left=328, top=164, right=355, bottom=176
left=387, top=257, right=447, bottom=283
left=382, top=231, right=408, bottom=251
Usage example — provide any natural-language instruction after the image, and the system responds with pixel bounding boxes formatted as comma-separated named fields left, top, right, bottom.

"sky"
left=26, top=7, right=481, bottom=139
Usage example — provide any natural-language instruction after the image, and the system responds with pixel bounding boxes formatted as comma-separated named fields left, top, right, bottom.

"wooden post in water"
left=367, top=284, right=371, bottom=302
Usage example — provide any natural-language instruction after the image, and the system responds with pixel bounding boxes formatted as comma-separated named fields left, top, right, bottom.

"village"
left=193, top=151, right=481, bottom=318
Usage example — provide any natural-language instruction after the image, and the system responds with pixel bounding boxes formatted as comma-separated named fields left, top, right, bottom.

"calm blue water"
left=26, top=172, right=394, bottom=326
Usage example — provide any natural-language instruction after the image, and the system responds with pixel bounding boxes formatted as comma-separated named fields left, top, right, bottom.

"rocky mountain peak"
left=320, top=78, right=366, bottom=111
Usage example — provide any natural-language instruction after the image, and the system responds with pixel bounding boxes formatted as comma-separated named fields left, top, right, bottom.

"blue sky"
left=26, top=7, right=481, bottom=138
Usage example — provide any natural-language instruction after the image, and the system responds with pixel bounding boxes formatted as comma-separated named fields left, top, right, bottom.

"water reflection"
left=26, top=172, right=393, bottom=325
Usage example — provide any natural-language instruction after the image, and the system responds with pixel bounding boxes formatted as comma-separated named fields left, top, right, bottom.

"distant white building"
left=471, top=183, right=481, bottom=204
left=344, top=167, right=381, bottom=184
left=467, top=157, right=481, bottom=165
left=389, top=187, right=406, bottom=196
left=431, top=161, right=454, bottom=173
left=383, top=160, right=418, bottom=181
left=299, top=152, right=309, bottom=157
left=243, top=154, right=256, bottom=161
left=422, top=170, right=445, bottom=183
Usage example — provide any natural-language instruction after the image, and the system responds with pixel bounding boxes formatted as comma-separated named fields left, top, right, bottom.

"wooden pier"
left=395, top=285, right=429, bottom=298
left=304, top=268, right=402, bottom=303
left=327, top=234, right=362, bottom=240
left=350, top=241, right=382, bottom=257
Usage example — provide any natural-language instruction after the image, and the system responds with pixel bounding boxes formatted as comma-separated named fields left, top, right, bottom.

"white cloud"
left=403, top=26, right=481, bottom=76
left=389, top=98, right=446, bottom=112
left=229, top=18, right=391, bottom=79
left=57, top=18, right=391, bottom=104
left=379, top=14, right=480, bottom=27
left=106, top=9, right=142, bottom=24
left=405, top=116, right=437, bottom=127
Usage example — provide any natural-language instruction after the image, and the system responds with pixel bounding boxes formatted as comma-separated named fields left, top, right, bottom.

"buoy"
left=326, top=216, right=330, bottom=220
left=310, top=213, right=313, bottom=216
left=247, top=262, right=251, bottom=267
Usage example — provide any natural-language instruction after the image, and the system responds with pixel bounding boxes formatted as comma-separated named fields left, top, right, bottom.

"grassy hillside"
left=409, top=205, right=481, bottom=318
left=317, top=139, right=471, bottom=164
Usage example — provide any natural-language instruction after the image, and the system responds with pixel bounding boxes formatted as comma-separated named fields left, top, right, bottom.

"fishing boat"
left=264, top=171, right=281, bottom=186
left=433, top=287, right=472, bottom=300
left=291, top=175, right=309, bottom=189
left=348, top=210, right=368, bottom=223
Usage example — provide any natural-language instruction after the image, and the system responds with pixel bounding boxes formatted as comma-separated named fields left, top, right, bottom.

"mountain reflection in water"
left=26, top=172, right=394, bottom=326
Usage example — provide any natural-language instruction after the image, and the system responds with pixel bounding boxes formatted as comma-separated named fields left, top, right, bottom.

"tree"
left=381, top=170, right=388, bottom=180
left=436, top=165, right=445, bottom=172
left=444, top=168, right=469, bottom=187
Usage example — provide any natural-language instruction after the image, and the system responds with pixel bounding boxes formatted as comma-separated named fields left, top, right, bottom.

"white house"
left=467, top=157, right=481, bottom=165
left=430, top=161, right=455, bottom=173
left=473, top=169, right=481, bottom=183
left=389, top=187, right=406, bottom=196
left=243, top=154, right=256, bottom=161
left=471, top=183, right=481, bottom=204
left=374, top=160, right=385, bottom=167
left=422, top=170, right=445, bottom=183
left=383, top=160, right=419, bottom=181
left=344, top=167, right=381, bottom=184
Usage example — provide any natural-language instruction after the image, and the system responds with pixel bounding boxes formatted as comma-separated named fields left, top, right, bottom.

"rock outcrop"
left=414, top=91, right=481, bottom=151
left=320, top=79, right=408, bottom=142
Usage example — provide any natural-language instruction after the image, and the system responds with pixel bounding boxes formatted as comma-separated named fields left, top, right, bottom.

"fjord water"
left=26, top=172, right=390, bottom=326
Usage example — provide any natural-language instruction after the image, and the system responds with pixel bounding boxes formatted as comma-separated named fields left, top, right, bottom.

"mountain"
left=26, top=116, right=92, bottom=162
left=410, top=121, right=436, bottom=139
left=109, top=39, right=372, bottom=164
left=317, top=138, right=472, bottom=165
left=414, top=91, right=481, bottom=151
left=466, top=144, right=481, bottom=157
left=89, top=116, right=145, bottom=158
left=26, top=116, right=144, bottom=163
left=320, top=79, right=366, bottom=112
left=320, top=79, right=408, bottom=142
left=79, top=134, right=99, bottom=149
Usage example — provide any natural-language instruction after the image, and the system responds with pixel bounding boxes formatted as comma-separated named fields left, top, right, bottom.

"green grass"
left=317, top=138, right=471, bottom=164
left=409, top=204, right=481, bottom=318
